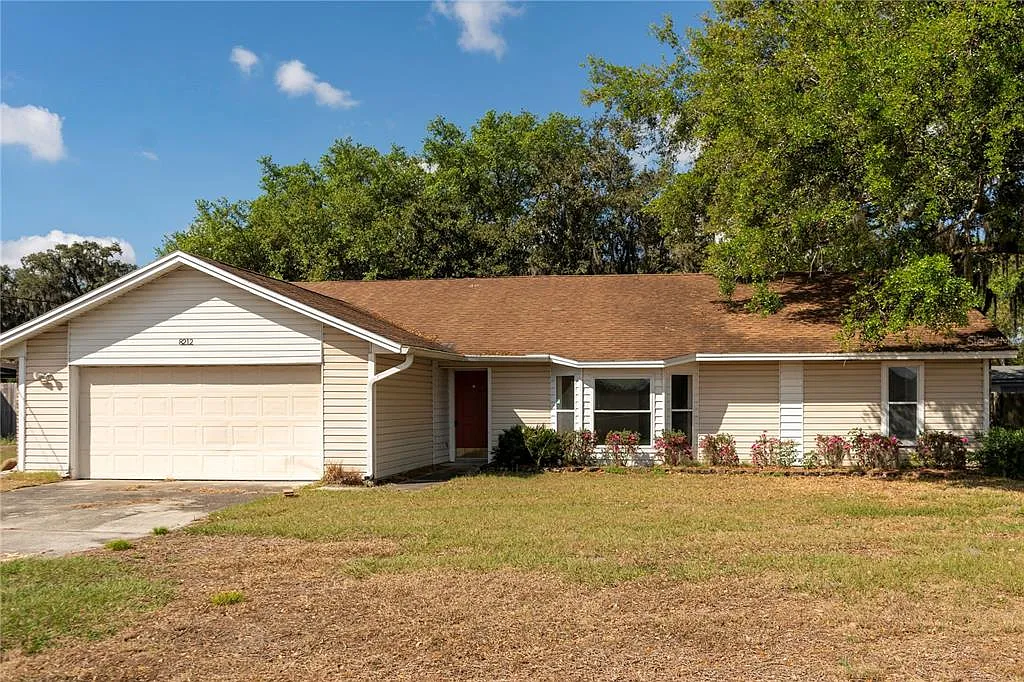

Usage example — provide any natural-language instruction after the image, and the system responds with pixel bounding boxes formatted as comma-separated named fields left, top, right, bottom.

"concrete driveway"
left=0, top=480, right=292, bottom=557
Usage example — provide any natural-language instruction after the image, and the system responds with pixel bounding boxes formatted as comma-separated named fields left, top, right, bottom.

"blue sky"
left=1, top=1, right=708, bottom=266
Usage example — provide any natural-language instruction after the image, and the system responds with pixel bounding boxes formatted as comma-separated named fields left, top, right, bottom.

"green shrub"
left=491, top=425, right=566, bottom=469
left=972, top=427, right=1024, bottom=479
left=523, top=426, right=565, bottom=468
left=492, top=425, right=530, bottom=469
left=654, top=430, right=693, bottom=466
left=749, top=432, right=798, bottom=467
left=915, top=431, right=968, bottom=469
left=604, top=430, right=641, bottom=466
left=810, top=434, right=852, bottom=468
left=564, top=429, right=597, bottom=466
left=104, top=539, right=133, bottom=551
left=209, top=590, right=245, bottom=606
left=699, top=433, right=738, bottom=466
left=848, top=429, right=901, bottom=469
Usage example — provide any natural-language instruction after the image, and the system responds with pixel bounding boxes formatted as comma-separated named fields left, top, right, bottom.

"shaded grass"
left=0, top=557, right=173, bottom=654
left=192, top=472, right=1024, bottom=597
left=0, top=471, right=60, bottom=493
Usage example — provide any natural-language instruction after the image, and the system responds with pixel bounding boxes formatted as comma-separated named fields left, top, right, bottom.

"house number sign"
left=178, top=338, right=194, bottom=345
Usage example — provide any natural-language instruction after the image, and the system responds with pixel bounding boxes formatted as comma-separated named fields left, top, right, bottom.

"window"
left=594, top=378, right=651, bottom=445
left=670, top=374, right=693, bottom=442
left=885, top=366, right=921, bottom=442
left=555, top=375, right=575, bottom=433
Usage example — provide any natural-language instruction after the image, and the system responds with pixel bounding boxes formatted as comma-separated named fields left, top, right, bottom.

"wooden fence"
left=1, top=382, right=16, bottom=438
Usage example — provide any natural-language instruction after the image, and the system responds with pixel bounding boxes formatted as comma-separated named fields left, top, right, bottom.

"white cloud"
left=674, top=141, right=702, bottom=172
left=626, top=141, right=702, bottom=173
left=1, top=230, right=136, bottom=267
left=0, top=103, right=67, bottom=162
left=230, top=46, right=259, bottom=76
left=275, top=60, right=358, bottom=109
left=432, top=0, right=522, bottom=59
left=140, top=150, right=159, bottom=161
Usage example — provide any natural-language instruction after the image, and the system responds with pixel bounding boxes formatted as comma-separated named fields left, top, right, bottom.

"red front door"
left=454, top=370, right=488, bottom=450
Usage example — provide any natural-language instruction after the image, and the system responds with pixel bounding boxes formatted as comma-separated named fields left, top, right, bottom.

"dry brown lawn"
left=2, top=472, right=1023, bottom=681
left=0, top=470, right=60, bottom=493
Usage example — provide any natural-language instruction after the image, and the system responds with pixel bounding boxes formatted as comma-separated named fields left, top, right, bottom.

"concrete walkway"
left=388, top=458, right=487, bottom=490
left=0, top=480, right=291, bottom=557
left=322, top=459, right=488, bottom=492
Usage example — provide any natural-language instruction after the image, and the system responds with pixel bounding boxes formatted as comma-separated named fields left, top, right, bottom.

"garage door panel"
left=294, top=425, right=320, bottom=447
left=202, top=396, right=228, bottom=416
left=80, top=365, right=321, bottom=480
left=172, top=396, right=200, bottom=416
left=230, top=396, right=259, bottom=417
left=142, top=425, right=171, bottom=447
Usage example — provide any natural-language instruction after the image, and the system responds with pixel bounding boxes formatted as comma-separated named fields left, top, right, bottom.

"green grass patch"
left=0, top=470, right=61, bottom=493
left=209, top=590, right=245, bottom=606
left=191, top=472, right=1024, bottom=596
left=0, top=557, right=173, bottom=654
left=104, top=539, right=133, bottom=551
left=151, top=526, right=169, bottom=536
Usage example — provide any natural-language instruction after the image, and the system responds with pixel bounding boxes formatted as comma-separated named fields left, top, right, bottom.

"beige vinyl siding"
left=491, top=364, right=551, bottom=451
left=698, top=361, right=779, bottom=460
left=433, top=362, right=450, bottom=463
left=322, top=329, right=370, bottom=473
left=924, top=360, right=985, bottom=438
left=24, top=325, right=70, bottom=472
left=69, top=266, right=322, bottom=365
left=375, top=355, right=434, bottom=479
left=802, top=361, right=882, bottom=452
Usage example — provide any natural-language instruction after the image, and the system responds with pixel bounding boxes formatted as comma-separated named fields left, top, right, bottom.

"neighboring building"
left=0, top=252, right=1013, bottom=481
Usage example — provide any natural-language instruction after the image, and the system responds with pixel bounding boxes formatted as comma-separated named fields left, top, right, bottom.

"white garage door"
left=79, top=365, right=322, bottom=480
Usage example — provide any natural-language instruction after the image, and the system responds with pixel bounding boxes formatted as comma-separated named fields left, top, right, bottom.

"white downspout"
left=365, top=351, right=415, bottom=481
left=17, top=351, right=26, bottom=471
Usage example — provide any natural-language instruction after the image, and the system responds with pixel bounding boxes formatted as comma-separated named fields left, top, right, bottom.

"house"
left=0, top=251, right=1013, bottom=481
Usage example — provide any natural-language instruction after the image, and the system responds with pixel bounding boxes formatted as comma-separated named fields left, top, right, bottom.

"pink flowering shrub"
left=604, top=430, right=641, bottom=466
left=655, top=430, right=693, bottom=466
left=699, top=433, right=739, bottom=466
left=564, top=429, right=598, bottom=467
left=749, top=432, right=798, bottom=467
left=809, top=434, right=852, bottom=468
left=849, top=429, right=901, bottom=469
left=915, top=431, right=968, bottom=469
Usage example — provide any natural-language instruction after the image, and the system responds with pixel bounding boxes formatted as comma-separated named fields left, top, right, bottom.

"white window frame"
left=553, top=374, right=577, bottom=433
left=592, top=376, right=654, bottom=446
left=667, top=371, right=696, bottom=440
left=881, top=363, right=925, bottom=443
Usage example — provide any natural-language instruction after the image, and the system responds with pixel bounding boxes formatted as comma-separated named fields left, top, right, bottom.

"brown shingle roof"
left=293, top=274, right=1011, bottom=361
left=187, top=255, right=447, bottom=351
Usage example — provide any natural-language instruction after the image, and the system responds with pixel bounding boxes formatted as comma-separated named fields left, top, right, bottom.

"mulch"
left=2, top=533, right=1021, bottom=681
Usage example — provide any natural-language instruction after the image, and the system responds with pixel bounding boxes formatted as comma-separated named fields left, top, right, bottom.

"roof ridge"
left=293, top=272, right=722, bottom=285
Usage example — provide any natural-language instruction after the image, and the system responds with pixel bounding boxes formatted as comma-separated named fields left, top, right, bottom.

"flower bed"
left=487, top=427, right=992, bottom=476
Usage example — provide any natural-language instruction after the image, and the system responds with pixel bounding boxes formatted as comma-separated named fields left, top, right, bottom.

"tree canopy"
left=586, top=0, right=1024, bottom=345
left=1, top=242, right=136, bottom=332
left=161, top=112, right=677, bottom=281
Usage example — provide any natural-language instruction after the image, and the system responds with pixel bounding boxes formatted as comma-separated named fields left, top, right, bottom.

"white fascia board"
left=694, top=351, right=1018, bottom=361
left=411, top=348, right=1013, bottom=367
left=0, top=251, right=407, bottom=354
